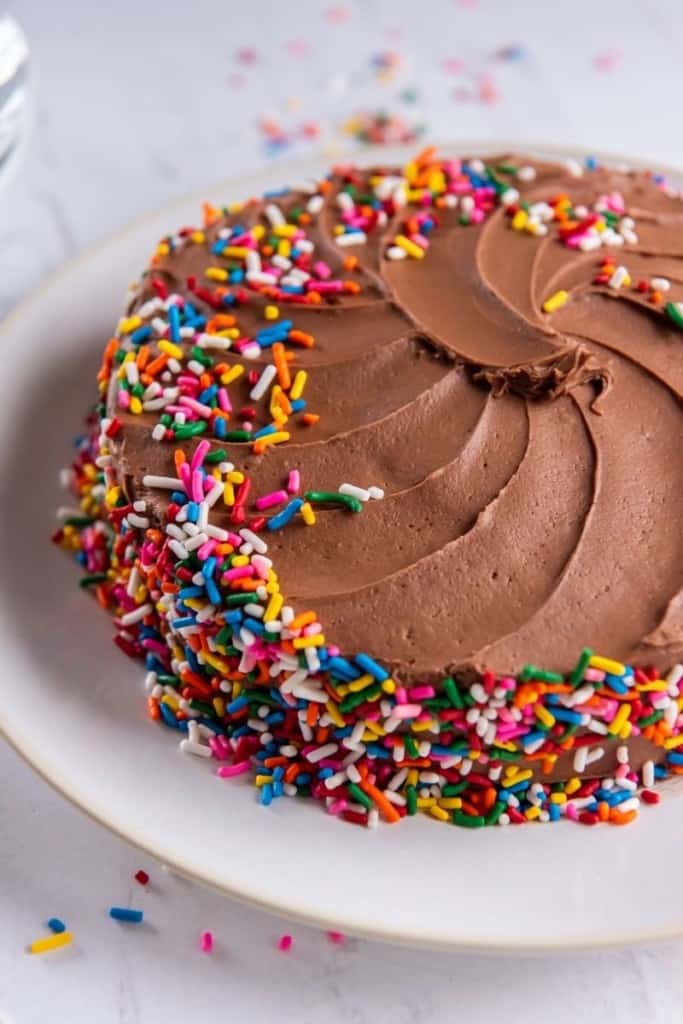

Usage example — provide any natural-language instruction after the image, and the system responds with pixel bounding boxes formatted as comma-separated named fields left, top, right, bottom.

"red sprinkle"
left=134, top=869, right=149, bottom=885
left=641, top=789, right=660, bottom=805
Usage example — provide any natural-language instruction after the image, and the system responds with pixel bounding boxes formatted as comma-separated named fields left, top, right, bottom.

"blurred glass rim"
left=0, top=12, right=31, bottom=190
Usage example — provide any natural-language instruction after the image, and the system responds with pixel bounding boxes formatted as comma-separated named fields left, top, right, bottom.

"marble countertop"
left=3, top=1, right=683, bottom=1020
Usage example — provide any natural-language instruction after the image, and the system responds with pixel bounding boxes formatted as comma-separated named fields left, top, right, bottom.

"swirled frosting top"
left=107, top=150, right=683, bottom=684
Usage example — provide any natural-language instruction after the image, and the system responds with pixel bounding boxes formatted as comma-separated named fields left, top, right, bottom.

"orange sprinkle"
left=202, top=201, right=219, bottom=226
left=301, top=413, right=320, bottom=426
left=145, top=353, right=169, bottom=377
left=174, top=449, right=186, bottom=472
left=359, top=779, right=401, bottom=824
left=147, top=697, right=161, bottom=721
left=289, top=610, right=317, bottom=630
left=289, top=329, right=315, bottom=347
left=609, top=809, right=638, bottom=825
left=343, top=255, right=359, bottom=271
left=343, top=280, right=361, bottom=294
left=272, top=342, right=291, bottom=390
left=597, top=801, right=610, bottom=822
left=136, top=345, right=150, bottom=370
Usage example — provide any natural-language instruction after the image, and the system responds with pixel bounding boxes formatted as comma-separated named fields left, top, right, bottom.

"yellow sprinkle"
left=411, top=719, right=437, bottom=733
left=637, top=680, right=669, bottom=692
left=155, top=242, right=170, bottom=257
left=105, top=486, right=120, bottom=509
left=191, top=230, right=205, bottom=244
left=290, top=370, right=307, bottom=401
left=407, top=769, right=419, bottom=787
left=664, top=735, right=683, bottom=750
left=301, top=502, right=316, bottom=526
left=394, top=234, right=425, bottom=259
left=542, top=290, right=569, bottom=314
left=223, top=246, right=250, bottom=259
left=227, top=471, right=245, bottom=484
left=263, top=592, right=284, bottom=623
left=277, top=239, right=291, bottom=257
left=590, top=655, right=626, bottom=675
left=250, top=224, right=265, bottom=239
left=565, top=777, right=581, bottom=795
left=525, top=805, right=541, bottom=821
left=158, top=340, right=184, bottom=360
left=292, top=634, right=325, bottom=649
left=364, top=719, right=386, bottom=737
left=254, top=431, right=290, bottom=449
left=213, top=697, right=225, bottom=717
left=223, top=482, right=235, bottom=506
left=438, top=797, right=463, bottom=810
left=232, top=555, right=249, bottom=567
left=255, top=774, right=274, bottom=787
left=492, top=741, right=517, bottom=753
left=273, top=224, right=298, bottom=238
left=325, top=701, right=345, bottom=728
left=347, top=673, right=375, bottom=693
left=381, top=678, right=396, bottom=695
left=504, top=769, right=533, bottom=785
left=221, top=364, right=244, bottom=385
left=205, top=267, right=228, bottom=282
left=535, top=704, right=556, bottom=729
left=184, top=598, right=204, bottom=611
left=335, top=683, right=350, bottom=698
left=265, top=304, right=280, bottom=320
left=161, top=694, right=180, bottom=711
left=610, top=704, right=630, bottom=737
left=416, top=797, right=436, bottom=809
left=29, top=932, right=73, bottom=955
left=118, top=315, right=142, bottom=334
left=429, top=805, right=450, bottom=822
left=550, top=792, right=567, bottom=805
left=202, top=652, right=232, bottom=676
left=511, top=209, right=528, bottom=230
left=129, top=396, right=142, bottom=415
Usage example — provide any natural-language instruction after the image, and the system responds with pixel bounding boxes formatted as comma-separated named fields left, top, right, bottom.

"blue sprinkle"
left=317, top=767, right=334, bottom=780
left=168, top=303, right=181, bottom=344
left=47, top=917, right=66, bottom=934
left=170, top=490, right=186, bottom=505
left=225, top=610, right=243, bottom=626
left=159, top=703, right=180, bottom=729
left=365, top=744, right=391, bottom=759
left=550, top=708, right=583, bottom=725
left=290, top=399, right=307, bottom=412
left=186, top=502, right=199, bottom=523
left=328, top=657, right=358, bottom=681
left=214, top=417, right=227, bottom=438
left=267, top=498, right=303, bottom=531
left=264, top=711, right=284, bottom=725
left=295, top=773, right=311, bottom=786
left=548, top=802, right=561, bottom=821
left=199, top=385, right=218, bottom=404
left=253, top=424, right=277, bottom=440
left=667, top=751, right=683, bottom=765
left=243, top=617, right=265, bottom=635
left=229, top=269, right=244, bottom=283
left=227, top=695, right=250, bottom=714
left=273, top=780, right=284, bottom=798
left=202, top=556, right=217, bottom=580
left=522, top=730, right=546, bottom=748
left=604, top=673, right=629, bottom=694
left=205, top=578, right=221, bottom=607
left=179, top=586, right=204, bottom=600
left=261, top=783, right=273, bottom=806
left=273, top=766, right=285, bottom=781
left=130, top=325, right=152, bottom=346
left=279, top=284, right=304, bottom=294
left=222, top=293, right=236, bottom=307
left=172, top=616, right=196, bottom=629
left=354, top=652, right=389, bottom=682
left=109, top=907, right=144, bottom=924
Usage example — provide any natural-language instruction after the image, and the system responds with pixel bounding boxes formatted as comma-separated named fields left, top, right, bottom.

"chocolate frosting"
left=109, top=153, right=683, bottom=685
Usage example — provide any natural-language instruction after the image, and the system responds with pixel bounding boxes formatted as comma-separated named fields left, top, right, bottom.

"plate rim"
left=2, top=139, right=683, bottom=954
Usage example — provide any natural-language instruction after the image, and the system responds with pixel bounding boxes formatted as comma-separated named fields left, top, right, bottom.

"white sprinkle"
left=335, top=231, right=367, bottom=247
left=667, top=664, right=683, bottom=687
left=616, top=744, right=629, bottom=765
left=586, top=746, right=604, bottom=765
left=127, top=566, right=141, bottom=597
left=126, top=513, right=150, bottom=529
left=143, top=474, right=183, bottom=491
left=265, top=203, right=285, bottom=227
left=516, top=165, right=536, bottom=182
left=306, top=195, right=324, bottom=215
left=152, top=423, right=166, bottom=443
left=197, top=333, right=232, bottom=351
left=573, top=746, right=588, bottom=773
left=565, top=158, right=583, bottom=178
left=169, top=539, right=189, bottom=561
left=500, top=187, right=520, bottom=206
left=179, top=739, right=212, bottom=758
left=608, top=265, right=630, bottom=290
left=306, top=742, right=338, bottom=764
left=643, top=759, right=655, bottom=788
left=386, top=246, right=407, bottom=261
left=249, top=364, right=277, bottom=402
left=119, top=603, right=153, bottom=626
left=367, top=486, right=385, bottom=500
left=339, top=482, right=371, bottom=502
left=651, top=276, right=671, bottom=292
left=239, top=528, right=268, bottom=554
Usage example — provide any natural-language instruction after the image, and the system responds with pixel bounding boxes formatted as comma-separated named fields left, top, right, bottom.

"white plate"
left=2, top=144, right=683, bottom=953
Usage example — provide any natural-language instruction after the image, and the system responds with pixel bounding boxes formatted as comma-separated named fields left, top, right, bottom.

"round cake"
left=56, top=148, right=683, bottom=828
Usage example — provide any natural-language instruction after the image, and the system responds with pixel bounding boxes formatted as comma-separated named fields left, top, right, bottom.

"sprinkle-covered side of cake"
left=55, top=149, right=683, bottom=829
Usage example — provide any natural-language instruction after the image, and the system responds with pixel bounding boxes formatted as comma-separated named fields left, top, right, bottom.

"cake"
left=56, top=148, right=683, bottom=828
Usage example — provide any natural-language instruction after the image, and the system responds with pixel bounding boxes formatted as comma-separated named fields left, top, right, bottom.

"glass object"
left=0, top=13, right=29, bottom=188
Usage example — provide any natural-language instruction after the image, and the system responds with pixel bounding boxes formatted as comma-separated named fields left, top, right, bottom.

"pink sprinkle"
left=223, top=565, right=255, bottom=581
left=117, top=389, right=131, bottom=410
left=584, top=668, right=605, bottom=683
left=327, top=931, right=346, bottom=944
left=313, top=261, right=332, bottom=280
left=180, top=396, right=213, bottom=418
left=191, top=469, right=204, bottom=502
left=200, top=931, right=214, bottom=953
left=255, top=489, right=288, bottom=511
left=392, top=703, right=422, bottom=720
left=197, top=539, right=217, bottom=560
left=217, top=387, right=232, bottom=413
left=327, top=798, right=348, bottom=815
left=409, top=685, right=435, bottom=700
left=216, top=760, right=252, bottom=778
left=287, top=469, right=301, bottom=494
left=565, top=803, right=579, bottom=821
left=190, top=439, right=211, bottom=471
left=278, top=934, right=293, bottom=952
left=179, top=461, right=191, bottom=494
left=394, top=686, right=408, bottom=705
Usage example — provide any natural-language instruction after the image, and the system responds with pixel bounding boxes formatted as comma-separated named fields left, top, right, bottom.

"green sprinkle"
left=204, top=449, right=228, bottom=464
left=453, top=810, right=486, bottom=828
left=495, top=163, right=518, bottom=175
left=666, top=301, right=683, bottom=329
left=190, top=346, right=213, bottom=367
left=215, top=626, right=234, bottom=647
left=304, top=491, right=363, bottom=513
left=637, top=710, right=664, bottom=728
left=406, top=785, right=417, bottom=815
left=490, top=746, right=522, bottom=761
left=347, top=783, right=373, bottom=810
left=404, top=735, right=419, bottom=759
left=339, top=686, right=380, bottom=713
left=443, top=676, right=464, bottom=709
left=223, top=430, right=252, bottom=442
left=442, top=781, right=469, bottom=797
left=225, top=593, right=254, bottom=607
left=78, top=572, right=108, bottom=587
left=485, top=801, right=506, bottom=826
left=189, top=699, right=214, bottom=716
left=174, top=422, right=208, bottom=439
left=64, top=515, right=95, bottom=528
left=570, top=647, right=593, bottom=687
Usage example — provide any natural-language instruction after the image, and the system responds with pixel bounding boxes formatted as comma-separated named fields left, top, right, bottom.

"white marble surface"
left=3, top=0, right=683, bottom=1020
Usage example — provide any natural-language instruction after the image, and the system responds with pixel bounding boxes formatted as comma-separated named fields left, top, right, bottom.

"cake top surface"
left=104, top=149, right=683, bottom=682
